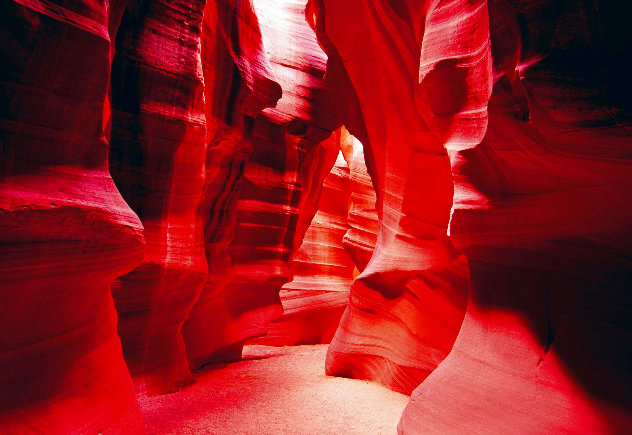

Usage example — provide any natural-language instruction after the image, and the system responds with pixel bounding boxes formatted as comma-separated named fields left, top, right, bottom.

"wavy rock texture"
left=309, top=0, right=472, bottom=394
left=3, top=0, right=631, bottom=432
left=182, top=0, right=283, bottom=369
left=399, top=1, right=632, bottom=433
left=342, top=131, right=378, bottom=272
left=0, top=1, right=145, bottom=432
left=257, top=150, right=354, bottom=345
left=108, top=0, right=209, bottom=395
left=184, top=0, right=340, bottom=363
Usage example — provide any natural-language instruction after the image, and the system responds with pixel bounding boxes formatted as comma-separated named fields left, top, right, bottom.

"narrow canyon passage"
left=1, top=0, right=630, bottom=433
left=139, top=345, right=409, bottom=434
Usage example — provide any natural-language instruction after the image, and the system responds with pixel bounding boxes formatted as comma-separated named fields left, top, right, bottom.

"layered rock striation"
left=309, top=0, right=474, bottom=394
left=184, top=0, right=341, bottom=362
left=108, top=0, right=209, bottom=394
left=400, top=1, right=632, bottom=432
left=2, top=0, right=631, bottom=432
left=258, top=150, right=354, bottom=345
left=182, top=0, right=283, bottom=369
left=1, top=1, right=145, bottom=432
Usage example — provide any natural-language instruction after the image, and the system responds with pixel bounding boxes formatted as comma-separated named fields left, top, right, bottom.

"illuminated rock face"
left=181, top=0, right=283, bottom=369
left=342, top=135, right=378, bottom=273
left=108, top=0, right=209, bottom=395
left=184, top=0, right=340, bottom=363
left=309, top=0, right=473, bottom=394
left=0, top=1, right=145, bottom=432
left=398, top=1, right=632, bottom=433
left=2, top=0, right=632, bottom=432
left=258, top=150, right=354, bottom=345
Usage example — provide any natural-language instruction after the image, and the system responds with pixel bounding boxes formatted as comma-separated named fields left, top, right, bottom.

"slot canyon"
left=1, top=0, right=631, bottom=433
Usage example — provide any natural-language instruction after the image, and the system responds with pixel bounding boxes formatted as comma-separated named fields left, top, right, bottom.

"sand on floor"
left=138, top=344, right=410, bottom=434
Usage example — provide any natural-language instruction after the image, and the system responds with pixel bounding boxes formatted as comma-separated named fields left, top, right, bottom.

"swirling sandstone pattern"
left=186, top=0, right=341, bottom=360
left=2, top=0, right=631, bottom=431
left=183, top=0, right=283, bottom=369
left=259, top=150, right=354, bottom=345
left=342, top=132, right=378, bottom=273
left=399, top=1, right=632, bottom=432
left=108, top=0, right=209, bottom=395
left=1, top=1, right=145, bottom=432
left=309, top=0, right=473, bottom=394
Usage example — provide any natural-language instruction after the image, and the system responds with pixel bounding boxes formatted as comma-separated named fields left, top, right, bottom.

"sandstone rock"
left=1, top=1, right=144, bottom=431
left=309, top=0, right=473, bottom=394
left=182, top=0, right=283, bottom=369
left=184, top=0, right=339, bottom=363
left=109, top=0, right=209, bottom=395
left=342, top=131, right=378, bottom=272
left=258, top=150, right=354, bottom=345
left=399, top=1, right=632, bottom=432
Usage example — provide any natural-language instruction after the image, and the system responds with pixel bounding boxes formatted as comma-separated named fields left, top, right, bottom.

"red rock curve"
left=1, top=0, right=145, bottom=432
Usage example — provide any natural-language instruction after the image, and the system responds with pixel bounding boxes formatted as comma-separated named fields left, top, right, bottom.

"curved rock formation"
left=309, top=0, right=473, bottom=394
left=399, top=1, right=632, bottom=432
left=184, top=0, right=339, bottom=364
left=108, top=0, right=209, bottom=395
left=342, top=132, right=378, bottom=272
left=1, top=1, right=145, bottom=432
left=2, top=0, right=631, bottom=431
left=182, top=0, right=283, bottom=369
left=258, top=150, right=354, bottom=345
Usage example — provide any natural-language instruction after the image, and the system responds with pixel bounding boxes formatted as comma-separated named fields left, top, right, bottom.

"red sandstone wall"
left=187, top=0, right=342, bottom=360
left=308, top=0, right=472, bottom=394
left=399, top=1, right=632, bottom=432
left=1, top=0, right=631, bottom=432
left=182, top=0, right=284, bottom=370
left=257, top=149, right=354, bottom=345
left=1, top=1, right=145, bottom=432
left=108, top=0, right=209, bottom=395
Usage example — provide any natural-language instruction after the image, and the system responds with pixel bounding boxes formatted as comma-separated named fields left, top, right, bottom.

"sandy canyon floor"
left=139, top=345, right=409, bottom=434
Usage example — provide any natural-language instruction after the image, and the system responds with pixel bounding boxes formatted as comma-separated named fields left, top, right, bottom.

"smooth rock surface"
left=399, top=1, right=632, bottom=432
left=139, top=345, right=409, bottom=435
left=182, top=0, right=283, bottom=370
left=1, top=1, right=145, bottom=432
left=109, top=0, right=209, bottom=395
left=257, top=151, right=354, bottom=345
left=309, top=0, right=474, bottom=394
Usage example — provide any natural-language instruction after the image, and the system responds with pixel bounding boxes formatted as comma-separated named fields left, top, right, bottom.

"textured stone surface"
left=2, top=0, right=631, bottom=432
left=182, top=0, right=283, bottom=370
left=399, top=1, right=632, bottom=433
left=309, top=0, right=472, bottom=394
left=342, top=131, right=378, bottom=272
left=109, top=0, right=209, bottom=395
left=185, top=0, right=340, bottom=362
left=1, top=1, right=145, bottom=432
left=257, top=150, right=354, bottom=345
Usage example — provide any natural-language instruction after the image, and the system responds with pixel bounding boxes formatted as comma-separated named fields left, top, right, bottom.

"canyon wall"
left=308, top=0, right=473, bottom=394
left=1, top=1, right=145, bottom=432
left=185, top=0, right=342, bottom=360
left=258, top=149, right=354, bottom=345
left=109, top=0, right=209, bottom=395
left=181, top=0, right=284, bottom=370
left=1, top=0, right=631, bottom=432
left=399, top=1, right=632, bottom=432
